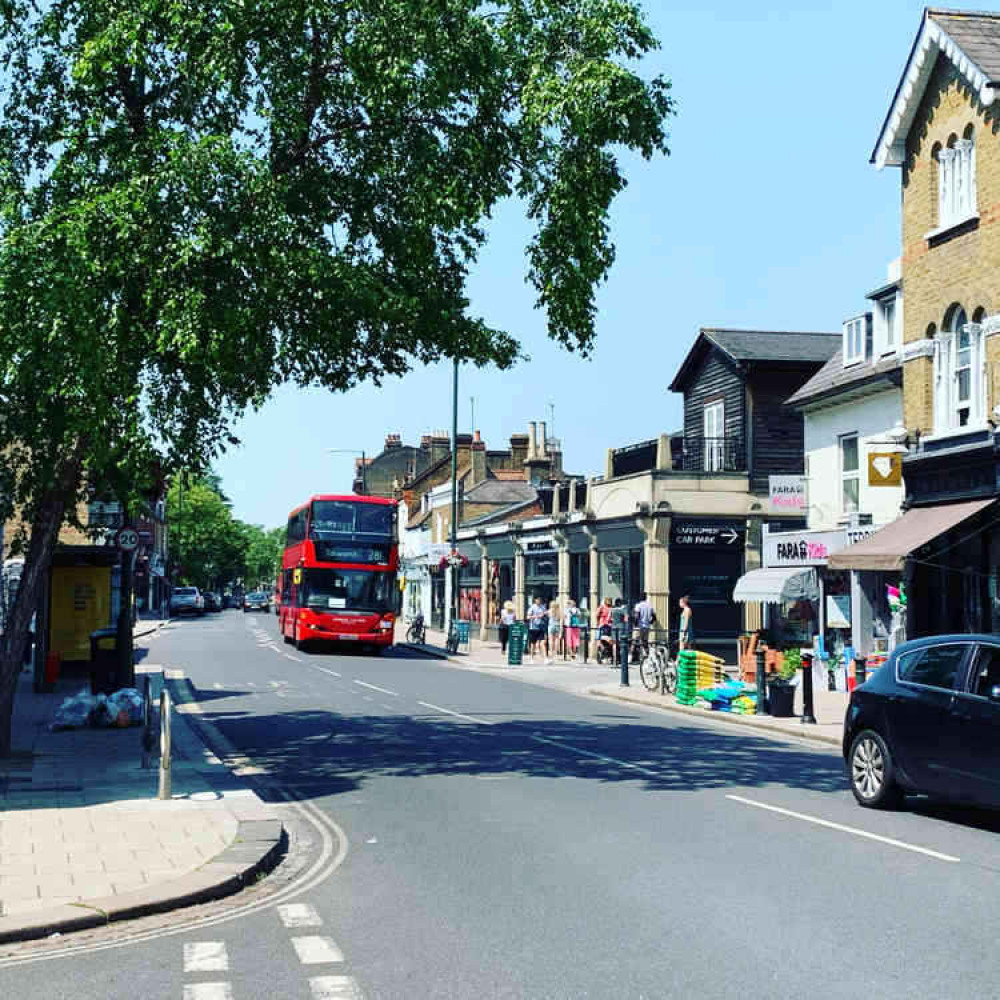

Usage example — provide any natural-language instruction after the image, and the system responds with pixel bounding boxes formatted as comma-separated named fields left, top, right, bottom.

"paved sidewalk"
left=0, top=650, right=283, bottom=943
left=399, top=624, right=847, bottom=747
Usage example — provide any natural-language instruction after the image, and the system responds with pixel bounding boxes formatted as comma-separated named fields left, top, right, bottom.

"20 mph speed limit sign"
left=116, top=528, right=139, bottom=552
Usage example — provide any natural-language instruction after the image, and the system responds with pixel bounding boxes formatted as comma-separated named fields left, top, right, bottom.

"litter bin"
left=456, top=620, right=471, bottom=649
left=767, top=678, right=795, bottom=718
left=508, top=622, right=526, bottom=666
left=90, top=627, right=120, bottom=695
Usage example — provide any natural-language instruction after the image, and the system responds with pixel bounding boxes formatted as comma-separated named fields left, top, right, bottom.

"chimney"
left=537, top=422, right=548, bottom=456
left=429, top=430, right=450, bottom=463
left=527, top=421, right=538, bottom=460
left=509, top=433, right=529, bottom=467
left=455, top=432, right=473, bottom=471
left=384, top=433, right=402, bottom=451
left=470, top=430, right=487, bottom=485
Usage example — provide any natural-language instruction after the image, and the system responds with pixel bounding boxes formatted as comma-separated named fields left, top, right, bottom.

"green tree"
left=0, top=0, right=672, bottom=752
left=167, top=477, right=244, bottom=591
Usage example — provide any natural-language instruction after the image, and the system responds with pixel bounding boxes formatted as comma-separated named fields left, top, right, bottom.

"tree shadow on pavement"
left=193, top=704, right=849, bottom=805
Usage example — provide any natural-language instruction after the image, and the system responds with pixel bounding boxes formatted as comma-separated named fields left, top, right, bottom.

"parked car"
left=202, top=591, right=221, bottom=612
left=221, top=594, right=236, bottom=609
left=844, top=634, right=1000, bottom=810
left=170, top=587, right=204, bottom=616
left=243, top=591, right=270, bottom=613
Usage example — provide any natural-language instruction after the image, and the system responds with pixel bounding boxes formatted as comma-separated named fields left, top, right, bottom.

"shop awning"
left=732, top=567, right=818, bottom=603
left=826, top=498, right=996, bottom=571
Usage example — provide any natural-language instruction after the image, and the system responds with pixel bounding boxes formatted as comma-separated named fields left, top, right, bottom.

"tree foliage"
left=0, top=0, right=672, bottom=751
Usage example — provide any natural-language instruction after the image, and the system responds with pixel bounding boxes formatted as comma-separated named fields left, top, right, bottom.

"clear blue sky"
left=217, top=0, right=928, bottom=529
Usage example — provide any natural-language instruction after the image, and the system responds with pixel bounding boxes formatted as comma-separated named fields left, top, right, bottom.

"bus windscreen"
left=310, top=500, right=394, bottom=539
left=300, top=568, right=394, bottom=613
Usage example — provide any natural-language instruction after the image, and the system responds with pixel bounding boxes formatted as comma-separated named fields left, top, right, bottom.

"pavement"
left=398, top=623, right=849, bottom=747
left=0, top=616, right=284, bottom=943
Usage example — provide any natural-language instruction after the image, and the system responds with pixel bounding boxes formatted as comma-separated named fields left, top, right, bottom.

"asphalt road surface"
left=5, top=609, right=1000, bottom=999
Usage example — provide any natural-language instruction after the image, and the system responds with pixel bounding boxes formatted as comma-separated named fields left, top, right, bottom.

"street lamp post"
left=328, top=449, right=368, bottom=494
left=449, top=358, right=459, bottom=633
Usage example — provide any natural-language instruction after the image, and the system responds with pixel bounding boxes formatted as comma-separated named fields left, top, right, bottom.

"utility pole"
left=449, top=359, right=459, bottom=631
left=470, top=396, right=476, bottom=434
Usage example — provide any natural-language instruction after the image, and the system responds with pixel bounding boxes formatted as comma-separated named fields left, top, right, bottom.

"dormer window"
left=936, top=129, right=976, bottom=230
left=843, top=315, right=866, bottom=366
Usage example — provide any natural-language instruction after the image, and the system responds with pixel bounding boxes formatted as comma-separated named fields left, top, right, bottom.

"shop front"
left=485, top=538, right=516, bottom=616
left=595, top=523, right=644, bottom=610
left=524, top=535, right=558, bottom=610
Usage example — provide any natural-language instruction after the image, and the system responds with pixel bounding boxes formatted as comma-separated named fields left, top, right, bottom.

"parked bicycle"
left=405, top=613, right=426, bottom=645
left=445, top=619, right=460, bottom=654
left=639, top=638, right=678, bottom=695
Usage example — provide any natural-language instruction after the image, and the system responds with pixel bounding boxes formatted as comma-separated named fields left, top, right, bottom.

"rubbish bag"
left=50, top=688, right=100, bottom=731
left=106, top=688, right=144, bottom=727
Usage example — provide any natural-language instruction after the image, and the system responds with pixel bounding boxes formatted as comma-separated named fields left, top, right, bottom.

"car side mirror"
left=990, top=685, right=1000, bottom=703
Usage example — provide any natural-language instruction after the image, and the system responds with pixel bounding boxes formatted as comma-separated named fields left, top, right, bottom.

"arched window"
left=934, top=304, right=985, bottom=431
left=937, top=128, right=976, bottom=228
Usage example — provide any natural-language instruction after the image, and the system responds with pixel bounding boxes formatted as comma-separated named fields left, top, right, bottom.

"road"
left=4, top=609, right=1000, bottom=998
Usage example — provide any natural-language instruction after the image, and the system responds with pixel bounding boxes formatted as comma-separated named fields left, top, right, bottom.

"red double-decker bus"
left=278, top=495, right=398, bottom=653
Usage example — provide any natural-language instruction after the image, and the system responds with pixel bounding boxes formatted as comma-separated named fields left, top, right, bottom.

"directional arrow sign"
left=721, top=528, right=739, bottom=545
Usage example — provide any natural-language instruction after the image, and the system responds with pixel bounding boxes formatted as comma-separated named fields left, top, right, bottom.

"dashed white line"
left=292, top=935, right=345, bottom=964
left=183, top=941, right=229, bottom=972
left=310, top=664, right=342, bottom=679
left=725, top=795, right=961, bottom=862
left=353, top=680, right=398, bottom=697
left=277, top=902, right=323, bottom=928
left=529, top=734, right=660, bottom=777
left=285, top=653, right=303, bottom=662
left=309, top=976, right=365, bottom=1000
left=417, top=701, right=494, bottom=726
left=183, top=984, right=233, bottom=1000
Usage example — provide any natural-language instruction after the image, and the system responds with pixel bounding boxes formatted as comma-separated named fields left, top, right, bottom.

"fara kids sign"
left=768, top=476, right=807, bottom=513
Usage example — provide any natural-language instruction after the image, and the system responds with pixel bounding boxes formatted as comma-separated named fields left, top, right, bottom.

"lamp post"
left=449, top=358, right=459, bottom=632
left=328, top=448, right=368, bottom=494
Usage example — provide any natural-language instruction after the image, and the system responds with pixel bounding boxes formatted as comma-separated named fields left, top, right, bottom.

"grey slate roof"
left=930, top=9, right=1000, bottom=80
left=703, top=328, right=840, bottom=363
left=463, top=480, right=537, bottom=504
left=785, top=349, right=903, bottom=408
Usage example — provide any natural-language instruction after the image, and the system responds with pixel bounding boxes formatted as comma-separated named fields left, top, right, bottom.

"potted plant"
left=767, top=647, right=800, bottom=717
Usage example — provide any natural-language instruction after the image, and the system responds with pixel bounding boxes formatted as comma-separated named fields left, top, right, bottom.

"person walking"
left=596, top=597, right=614, bottom=663
left=546, top=598, right=561, bottom=663
left=679, top=595, right=694, bottom=651
left=634, top=591, right=655, bottom=656
left=576, top=599, right=591, bottom=660
left=499, top=600, right=516, bottom=655
left=527, top=596, right=546, bottom=663
left=563, top=598, right=581, bottom=661
left=611, top=597, right=628, bottom=665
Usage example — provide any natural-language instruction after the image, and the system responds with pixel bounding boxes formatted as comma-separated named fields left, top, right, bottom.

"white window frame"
left=703, top=399, right=725, bottom=472
left=936, top=136, right=977, bottom=232
left=839, top=433, right=860, bottom=516
left=932, top=318, right=985, bottom=435
left=843, top=315, right=865, bottom=366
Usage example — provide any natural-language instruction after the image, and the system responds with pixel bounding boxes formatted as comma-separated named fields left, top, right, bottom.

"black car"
left=243, top=591, right=270, bottom=612
left=844, top=634, right=1000, bottom=810
left=202, top=592, right=221, bottom=612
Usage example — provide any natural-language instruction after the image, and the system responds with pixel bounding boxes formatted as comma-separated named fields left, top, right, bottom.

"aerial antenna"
left=548, top=401, right=555, bottom=442
left=471, top=396, right=476, bottom=433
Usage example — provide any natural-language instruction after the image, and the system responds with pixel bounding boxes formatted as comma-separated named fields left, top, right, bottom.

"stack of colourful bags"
left=677, top=650, right=726, bottom=706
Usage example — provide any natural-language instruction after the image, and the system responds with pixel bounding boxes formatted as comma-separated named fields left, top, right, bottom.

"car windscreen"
left=310, top=501, right=393, bottom=539
left=300, top=568, right=393, bottom=613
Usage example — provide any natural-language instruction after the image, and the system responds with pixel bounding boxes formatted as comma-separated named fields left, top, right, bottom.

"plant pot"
left=767, top=680, right=795, bottom=718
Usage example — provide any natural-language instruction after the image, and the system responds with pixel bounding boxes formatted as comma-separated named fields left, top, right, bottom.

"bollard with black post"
left=618, top=624, right=630, bottom=687
left=755, top=645, right=767, bottom=715
left=800, top=651, right=817, bottom=724
left=854, top=654, right=867, bottom=687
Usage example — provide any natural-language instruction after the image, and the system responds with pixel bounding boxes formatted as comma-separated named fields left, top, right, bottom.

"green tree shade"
left=0, top=0, right=673, bottom=753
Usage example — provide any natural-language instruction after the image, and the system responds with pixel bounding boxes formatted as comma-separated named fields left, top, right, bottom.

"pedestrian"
left=499, top=600, right=516, bottom=654
left=527, top=595, right=546, bottom=663
left=633, top=591, right=655, bottom=656
left=596, top=597, right=614, bottom=663
left=546, top=598, right=561, bottom=663
left=679, top=594, right=694, bottom=651
left=563, top=598, right=581, bottom=661
left=577, top=599, right=591, bottom=659
left=611, top=597, right=628, bottom=665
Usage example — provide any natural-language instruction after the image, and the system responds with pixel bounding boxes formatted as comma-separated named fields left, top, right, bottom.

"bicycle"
left=405, top=616, right=426, bottom=644
left=445, top=620, right=460, bottom=654
left=639, top=639, right=678, bottom=695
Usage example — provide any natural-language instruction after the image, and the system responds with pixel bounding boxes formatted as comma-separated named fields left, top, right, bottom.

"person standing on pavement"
left=679, top=595, right=694, bottom=651
left=611, top=597, right=628, bottom=665
left=527, top=596, right=546, bottom=662
left=546, top=598, right=561, bottom=663
left=499, top=600, right=516, bottom=654
left=634, top=592, right=655, bottom=655
left=563, top=599, right=581, bottom=661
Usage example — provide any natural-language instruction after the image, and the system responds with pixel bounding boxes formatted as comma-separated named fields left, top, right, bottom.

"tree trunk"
left=0, top=457, right=83, bottom=756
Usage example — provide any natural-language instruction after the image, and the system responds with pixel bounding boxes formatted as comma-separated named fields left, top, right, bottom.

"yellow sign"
left=868, top=452, right=903, bottom=487
left=293, top=568, right=302, bottom=585
left=49, top=565, right=112, bottom=662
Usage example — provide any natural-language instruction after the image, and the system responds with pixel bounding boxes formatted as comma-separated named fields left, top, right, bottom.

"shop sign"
left=868, top=452, right=903, bottom=487
left=426, top=543, right=451, bottom=561
left=524, top=534, right=556, bottom=553
left=671, top=521, right=744, bottom=548
left=765, top=528, right=847, bottom=567
left=768, top=475, right=807, bottom=513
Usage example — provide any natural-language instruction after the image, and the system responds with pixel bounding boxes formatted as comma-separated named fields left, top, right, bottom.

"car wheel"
left=849, top=729, right=903, bottom=810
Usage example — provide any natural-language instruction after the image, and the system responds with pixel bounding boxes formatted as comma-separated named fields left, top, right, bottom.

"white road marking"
left=246, top=681, right=257, bottom=688
left=277, top=902, right=323, bottom=928
left=292, top=935, right=345, bottom=964
left=310, top=976, right=365, bottom=1000
left=529, top=734, right=660, bottom=777
left=212, top=682, right=223, bottom=690
left=418, top=701, right=494, bottom=725
left=183, top=985, right=233, bottom=1000
left=184, top=941, right=229, bottom=972
left=353, top=680, right=398, bottom=697
left=311, top=664, right=342, bottom=679
left=725, top=795, right=961, bottom=863
left=285, top=653, right=303, bottom=662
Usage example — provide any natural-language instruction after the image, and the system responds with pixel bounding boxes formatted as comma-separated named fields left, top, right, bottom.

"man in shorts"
left=526, top=596, right=546, bottom=663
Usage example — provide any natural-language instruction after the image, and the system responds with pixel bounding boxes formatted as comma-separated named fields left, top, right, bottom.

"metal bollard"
left=800, top=652, right=817, bottom=725
left=141, top=674, right=155, bottom=769
left=158, top=688, right=172, bottom=800
left=855, top=655, right=867, bottom=687
left=755, top=647, right=767, bottom=715
left=619, top=626, right=630, bottom=687
left=582, top=626, right=589, bottom=664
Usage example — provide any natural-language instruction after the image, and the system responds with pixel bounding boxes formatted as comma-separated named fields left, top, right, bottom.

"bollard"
left=158, top=688, right=172, bottom=800
left=755, top=646, right=767, bottom=715
left=582, top=626, right=589, bottom=664
left=141, top=675, right=155, bottom=769
left=855, top=655, right=867, bottom=687
left=619, top=626, right=630, bottom=687
left=800, top=651, right=817, bottom=725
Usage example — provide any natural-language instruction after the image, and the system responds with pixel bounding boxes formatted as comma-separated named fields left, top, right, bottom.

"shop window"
left=839, top=433, right=859, bottom=515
